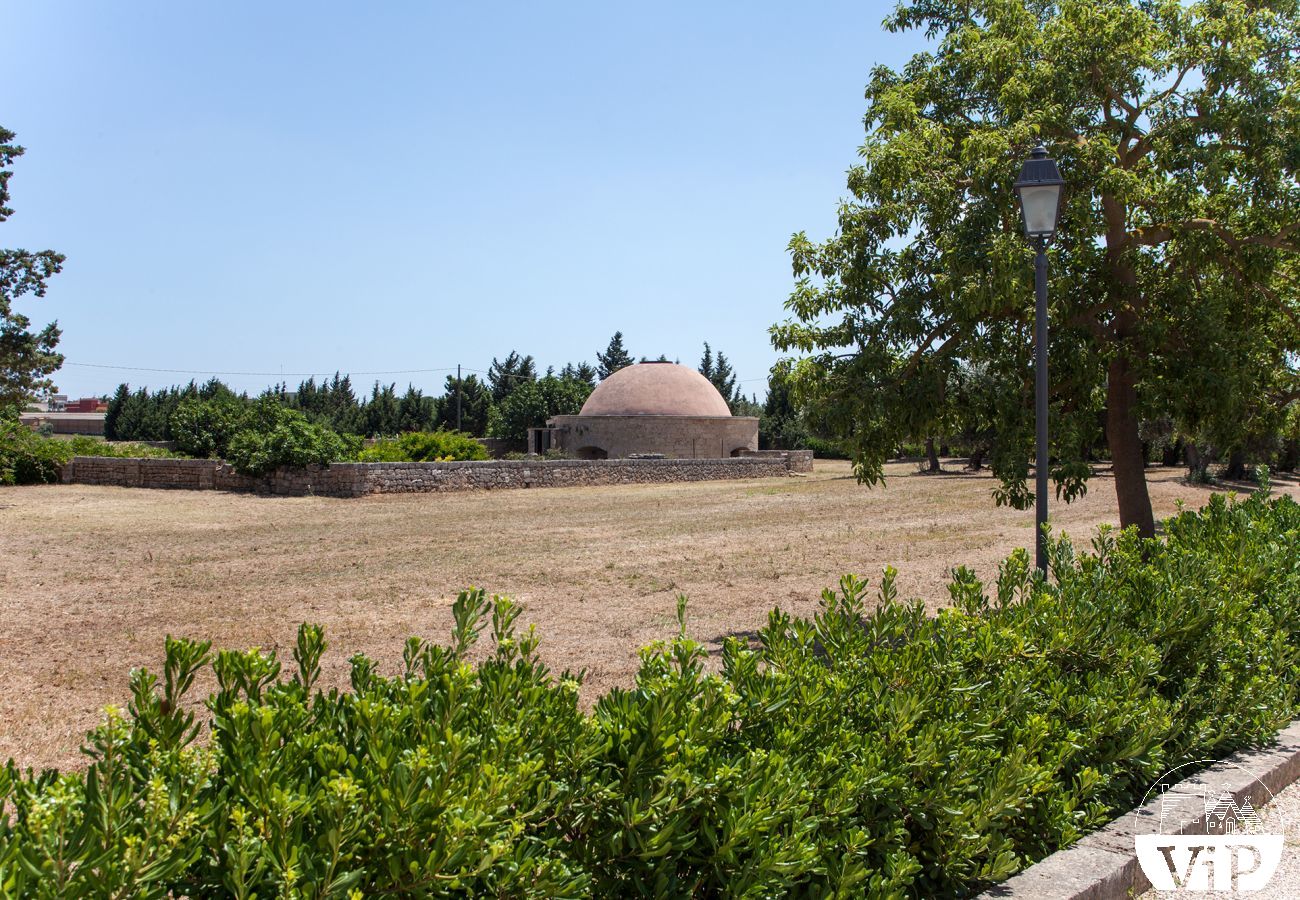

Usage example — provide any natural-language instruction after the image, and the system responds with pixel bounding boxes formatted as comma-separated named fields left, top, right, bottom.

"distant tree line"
left=104, top=333, right=796, bottom=452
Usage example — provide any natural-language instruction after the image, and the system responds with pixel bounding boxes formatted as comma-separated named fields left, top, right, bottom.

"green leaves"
left=356, top=429, right=489, bottom=463
left=0, top=127, right=65, bottom=412
left=224, top=399, right=358, bottom=477
left=774, top=0, right=1300, bottom=530
left=485, top=374, right=593, bottom=445
left=2, top=496, right=1299, bottom=896
left=170, top=396, right=248, bottom=459
left=0, top=422, right=177, bottom=485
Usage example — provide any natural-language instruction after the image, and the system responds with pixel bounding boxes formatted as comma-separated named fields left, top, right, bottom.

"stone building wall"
left=61, top=452, right=813, bottom=498
left=542, top=415, right=759, bottom=459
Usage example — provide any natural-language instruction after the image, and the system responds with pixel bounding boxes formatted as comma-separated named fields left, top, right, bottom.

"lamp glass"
left=1018, top=184, right=1061, bottom=237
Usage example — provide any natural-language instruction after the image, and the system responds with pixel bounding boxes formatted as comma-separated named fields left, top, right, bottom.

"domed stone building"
left=529, top=362, right=759, bottom=459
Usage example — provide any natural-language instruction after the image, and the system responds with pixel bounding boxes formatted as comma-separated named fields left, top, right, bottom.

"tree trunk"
left=1099, top=197, right=1155, bottom=538
left=1162, top=438, right=1182, bottom=467
left=1280, top=439, right=1299, bottom=473
left=925, top=437, right=941, bottom=472
left=967, top=447, right=986, bottom=472
left=1222, top=450, right=1247, bottom=480
left=1106, top=355, right=1155, bottom=537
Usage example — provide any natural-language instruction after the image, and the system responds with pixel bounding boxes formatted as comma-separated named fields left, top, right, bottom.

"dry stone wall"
left=62, top=452, right=813, bottom=498
left=737, top=449, right=814, bottom=473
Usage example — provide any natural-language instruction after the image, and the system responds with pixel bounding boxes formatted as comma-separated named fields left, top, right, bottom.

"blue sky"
left=5, top=2, right=930, bottom=399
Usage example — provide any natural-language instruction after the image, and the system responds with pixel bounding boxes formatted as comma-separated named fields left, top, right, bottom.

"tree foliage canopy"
left=488, top=351, right=537, bottom=403
left=596, top=332, right=634, bottom=380
left=772, top=0, right=1300, bottom=535
left=698, top=342, right=739, bottom=408
left=438, top=373, right=491, bottom=437
left=488, top=375, right=593, bottom=445
left=0, top=127, right=64, bottom=414
left=559, top=361, right=598, bottom=387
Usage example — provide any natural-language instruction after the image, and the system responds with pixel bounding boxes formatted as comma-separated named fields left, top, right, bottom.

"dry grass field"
left=3, top=459, right=1296, bottom=771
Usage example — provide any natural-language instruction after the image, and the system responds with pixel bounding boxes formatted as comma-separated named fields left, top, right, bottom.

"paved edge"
left=976, top=719, right=1300, bottom=900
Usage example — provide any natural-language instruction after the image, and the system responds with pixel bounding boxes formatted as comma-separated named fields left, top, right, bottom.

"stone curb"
left=977, top=719, right=1300, bottom=899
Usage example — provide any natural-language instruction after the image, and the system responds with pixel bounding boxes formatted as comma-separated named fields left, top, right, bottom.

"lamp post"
left=1014, top=143, right=1064, bottom=574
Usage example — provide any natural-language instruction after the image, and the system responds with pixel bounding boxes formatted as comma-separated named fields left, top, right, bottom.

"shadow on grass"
left=707, top=629, right=763, bottom=651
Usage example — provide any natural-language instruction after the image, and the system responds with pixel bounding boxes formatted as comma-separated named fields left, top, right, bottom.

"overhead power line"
left=60, top=361, right=774, bottom=385
left=62, top=362, right=460, bottom=378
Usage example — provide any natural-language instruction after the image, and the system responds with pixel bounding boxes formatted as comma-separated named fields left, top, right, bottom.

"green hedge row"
left=2, top=406, right=492, bottom=485
left=0, top=421, right=178, bottom=486
left=170, top=397, right=363, bottom=476
left=171, top=396, right=487, bottom=472
left=2, top=493, right=1299, bottom=897
left=356, top=430, right=489, bottom=463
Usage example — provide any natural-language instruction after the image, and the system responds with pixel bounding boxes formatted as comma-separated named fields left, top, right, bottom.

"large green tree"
left=1, top=127, right=64, bottom=413
left=436, top=373, right=491, bottom=436
left=596, top=332, right=635, bottom=379
left=559, top=360, right=598, bottom=386
left=487, top=351, right=537, bottom=403
left=487, top=375, right=593, bottom=446
left=773, top=0, right=1299, bottom=537
left=760, top=368, right=810, bottom=450
left=698, top=342, right=740, bottom=408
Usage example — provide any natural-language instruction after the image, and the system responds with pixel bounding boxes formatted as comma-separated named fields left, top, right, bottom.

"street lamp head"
left=1014, top=143, right=1065, bottom=239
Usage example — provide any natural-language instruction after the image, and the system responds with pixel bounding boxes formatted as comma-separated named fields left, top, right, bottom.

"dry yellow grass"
left=2, top=459, right=1294, bottom=771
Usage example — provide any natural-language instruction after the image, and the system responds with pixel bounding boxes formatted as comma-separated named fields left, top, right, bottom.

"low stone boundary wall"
left=62, top=453, right=810, bottom=497
left=737, top=449, right=814, bottom=473
left=64, top=457, right=263, bottom=492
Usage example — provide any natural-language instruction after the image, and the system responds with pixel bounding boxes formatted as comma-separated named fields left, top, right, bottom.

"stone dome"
left=580, top=362, right=732, bottom=417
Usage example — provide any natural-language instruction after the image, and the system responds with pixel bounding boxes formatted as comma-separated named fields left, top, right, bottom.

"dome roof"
left=580, top=362, right=732, bottom=417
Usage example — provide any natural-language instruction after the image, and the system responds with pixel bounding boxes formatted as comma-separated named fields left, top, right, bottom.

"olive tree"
left=772, top=0, right=1299, bottom=536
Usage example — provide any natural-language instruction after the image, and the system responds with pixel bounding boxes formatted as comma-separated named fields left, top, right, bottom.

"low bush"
left=2, top=493, right=1299, bottom=896
left=62, top=436, right=177, bottom=460
left=170, top=397, right=249, bottom=459
left=1, top=422, right=176, bottom=485
left=0, top=420, right=68, bottom=484
left=356, top=429, right=488, bottom=463
left=503, top=449, right=573, bottom=460
left=225, top=401, right=360, bottom=477
left=804, top=434, right=852, bottom=460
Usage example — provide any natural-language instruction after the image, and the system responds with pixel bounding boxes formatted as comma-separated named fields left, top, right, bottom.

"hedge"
left=224, top=402, right=361, bottom=477
left=356, top=430, right=489, bottom=463
left=0, top=422, right=177, bottom=486
left=2, top=492, right=1298, bottom=897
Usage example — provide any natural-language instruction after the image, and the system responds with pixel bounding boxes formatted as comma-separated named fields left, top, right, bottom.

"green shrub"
left=487, top=376, right=592, bottom=446
left=0, top=420, right=68, bottom=484
left=356, top=429, right=489, bottom=462
left=805, top=434, right=852, bottom=460
left=170, top=396, right=249, bottom=459
left=1, top=423, right=176, bottom=485
left=353, top=438, right=407, bottom=462
left=63, top=436, right=177, bottom=460
left=502, top=449, right=574, bottom=460
left=2, top=494, right=1299, bottom=896
left=225, top=401, right=360, bottom=477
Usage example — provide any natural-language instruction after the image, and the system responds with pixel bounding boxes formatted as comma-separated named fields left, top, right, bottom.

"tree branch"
left=1130, top=218, right=1300, bottom=252
left=1146, top=63, right=1193, bottom=109
left=896, top=328, right=963, bottom=384
left=1090, top=66, right=1140, bottom=119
